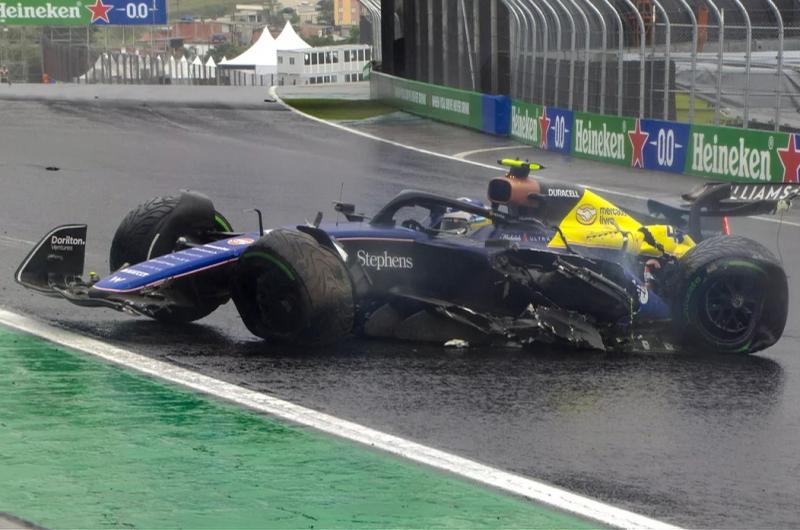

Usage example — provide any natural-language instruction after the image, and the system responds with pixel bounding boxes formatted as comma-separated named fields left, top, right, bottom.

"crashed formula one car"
left=16, top=160, right=795, bottom=354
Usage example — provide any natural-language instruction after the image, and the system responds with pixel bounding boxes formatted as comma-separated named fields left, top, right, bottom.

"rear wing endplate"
left=648, top=182, right=799, bottom=240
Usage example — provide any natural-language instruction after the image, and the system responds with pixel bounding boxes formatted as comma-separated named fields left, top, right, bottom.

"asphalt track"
left=1, top=86, right=799, bottom=528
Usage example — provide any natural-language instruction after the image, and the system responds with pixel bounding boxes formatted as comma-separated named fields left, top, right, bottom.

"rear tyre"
left=109, top=192, right=233, bottom=323
left=231, top=229, right=354, bottom=345
left=675, top=235, right=788, bottom=354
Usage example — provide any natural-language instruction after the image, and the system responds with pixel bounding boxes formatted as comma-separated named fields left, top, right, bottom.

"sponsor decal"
left=539, top=107, right=551, bottom=150
left=511, top=103, right=542, bottom=145
left=107, top=275, right=126, bottom=284
left=121, top=268, right=148, bottom=278
left=640, top=119, right=689, bottom=173
left=85, top=0, right=111, bottom=22
left=729, top=183, right=800, bottom=202
left=598, top=207, right=628, bottom=225
left=511, top=102, right=572, bottom=155
left=546, top=188, right=581, bottom=199
left=545, top=107, right=573, bottom=154
left=690, top=132, right=772, bottom=181
left=227, top=237, right=255, bottom=246
left=0, top=0, right=166, bottom=25
left=575, top=205, right=597, bottom=225
left=778, top=133, right=800, bottom=183
left=574, top=118, right=626, bottom=161
left=356, top=249, right=413, bottom=271
left=50, top=234, right=85, bottom=251
left=431, top=95, right=470, bottom=116
left=628, top=119, right=649, bottom=169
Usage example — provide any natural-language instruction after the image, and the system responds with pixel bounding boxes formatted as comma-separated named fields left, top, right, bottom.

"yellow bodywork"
left=548, top=189, right=696, bottom=258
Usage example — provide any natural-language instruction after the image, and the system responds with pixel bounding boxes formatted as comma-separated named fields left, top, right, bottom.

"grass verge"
left=284, top=98, right=396, bottom=120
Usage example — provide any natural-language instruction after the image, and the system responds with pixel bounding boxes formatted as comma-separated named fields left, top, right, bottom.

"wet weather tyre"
left=675, top=235, right=788, bottom=354
left=109, top=193, right=233, bottom=323
left=231, top=229, right=354, bottom=345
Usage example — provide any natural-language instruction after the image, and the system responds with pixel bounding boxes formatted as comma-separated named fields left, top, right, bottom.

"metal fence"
left=71, top=51, right=276, bottom=86
left=501, top=0, right=800, bottom=131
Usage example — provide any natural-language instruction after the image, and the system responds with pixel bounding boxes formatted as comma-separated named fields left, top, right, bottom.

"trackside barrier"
left=373, top=72, right=800, bottom=185
left=371, top=72, right=509, bottom=135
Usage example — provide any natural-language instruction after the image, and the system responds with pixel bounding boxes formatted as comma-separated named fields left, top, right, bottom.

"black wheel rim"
left=702, top=273, right=761, bottom=340
left=255, top=267, right=304, bottom=335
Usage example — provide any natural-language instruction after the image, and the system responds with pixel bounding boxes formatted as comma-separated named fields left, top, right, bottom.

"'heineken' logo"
left=628, top=119, right=649, bottom=168
left=539, top=107, right=550, bottom=150
left=690, top=133, right=771, bottom=181
left=778, top=133, right=800, bottom=183
left=574, top=119, right=625, bottom=160
left=511, top=105, right=540, bottom=145
left=86, top=0, right=110, bottom=22
left=0, top=1, right=81, bottom=20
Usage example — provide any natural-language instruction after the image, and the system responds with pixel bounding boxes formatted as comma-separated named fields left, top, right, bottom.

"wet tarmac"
left=1, top=88, right=799, bottom=528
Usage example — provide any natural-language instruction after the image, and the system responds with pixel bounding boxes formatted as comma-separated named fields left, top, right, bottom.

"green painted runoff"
left=0, top=327, right=599, bottom=529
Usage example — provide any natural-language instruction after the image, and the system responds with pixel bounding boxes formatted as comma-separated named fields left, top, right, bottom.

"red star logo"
left=778, top=133, right=800, bottom=183
left=538, top=107, right=551, bottom=150
left=628, top=119, right=649, bottom=168
left=86, top=0, right=112, bottom=23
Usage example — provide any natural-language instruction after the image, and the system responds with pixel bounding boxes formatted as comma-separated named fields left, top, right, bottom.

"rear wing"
left=15, top=225, right=87, bottom=294
left=647, top=182, right=799, bottom=240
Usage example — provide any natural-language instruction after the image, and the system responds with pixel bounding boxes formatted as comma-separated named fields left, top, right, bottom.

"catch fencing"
left=500, top=0, right=800, bottom=132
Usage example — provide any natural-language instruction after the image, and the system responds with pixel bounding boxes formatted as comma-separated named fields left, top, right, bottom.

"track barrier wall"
left=372, top=71, right=800, bottom=185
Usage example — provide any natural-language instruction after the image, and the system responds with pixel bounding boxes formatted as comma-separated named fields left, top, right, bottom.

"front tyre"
left=675, top=235, right=788, bottom=354
left=109, top=191, right=233, bottom=323
left=231, top=229, right=354, bottom=345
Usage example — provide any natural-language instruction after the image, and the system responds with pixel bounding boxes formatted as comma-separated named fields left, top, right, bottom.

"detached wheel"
left=675, top=235, right=788, bottom=354
left=110, top=191, right=233, bottom=323
left=231, top=229, right=354, bottom=345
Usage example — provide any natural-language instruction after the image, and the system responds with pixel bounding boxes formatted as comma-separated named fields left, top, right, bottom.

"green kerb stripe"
left=0, top=327, right=599, bottom=529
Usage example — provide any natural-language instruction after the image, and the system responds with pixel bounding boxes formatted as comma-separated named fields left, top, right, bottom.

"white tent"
left=275, top=21, right=310, bottom=50
left=226, top=27, right=277, bottom=70
left=205, top=56, right=217, bottom=69
left=220, top=56, right=228, bottom=64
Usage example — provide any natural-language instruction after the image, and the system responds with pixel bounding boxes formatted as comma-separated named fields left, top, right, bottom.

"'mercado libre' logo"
left=357, top=250, right=413, bottom=271
left=575, top=205, right=597, bottom=225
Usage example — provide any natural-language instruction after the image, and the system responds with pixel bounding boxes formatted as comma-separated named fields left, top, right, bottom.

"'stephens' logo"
left=357, top=249, right=413, bottom=271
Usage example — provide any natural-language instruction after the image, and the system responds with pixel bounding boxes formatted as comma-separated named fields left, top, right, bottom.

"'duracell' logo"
left=575, top=205, right=597, bottom=225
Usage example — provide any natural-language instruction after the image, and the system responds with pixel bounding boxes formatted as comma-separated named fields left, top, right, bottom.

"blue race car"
left=16, top=161, right=794, bottom=354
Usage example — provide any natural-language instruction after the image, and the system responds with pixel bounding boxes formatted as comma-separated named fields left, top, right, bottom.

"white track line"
left=453, top=145, right=527, bottom=159
left=271, top=86, right=799, bottom=229
left=0, top=308, right=681, bottom=530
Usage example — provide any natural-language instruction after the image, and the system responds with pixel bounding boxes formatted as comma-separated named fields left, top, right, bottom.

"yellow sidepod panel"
left=549, top=190, right=642, bottom=250
left=548, top=190, right=696, bottom=257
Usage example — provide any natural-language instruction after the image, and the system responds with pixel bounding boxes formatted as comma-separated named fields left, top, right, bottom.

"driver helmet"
left=440, top=197, right=492, bottom=235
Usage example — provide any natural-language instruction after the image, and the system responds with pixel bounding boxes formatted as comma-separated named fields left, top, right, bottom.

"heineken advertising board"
left=375, top=75, right=800, bottom=184
left=0, top=0, right=167, bottom=25
left=511, top=101, right=572, bottom=154
left=686, top=125, right=800, bottom=183
left=571, top=112, right=635, bottom=167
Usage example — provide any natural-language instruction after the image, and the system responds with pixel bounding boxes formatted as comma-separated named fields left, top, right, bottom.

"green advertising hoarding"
left=685, top=124, right=794, bottom=183
left=0, top=0, right=168, bottom=25
left=510, top=100, right=545, bottom=146
left=571, top=112, right=635, bottom=167
left=1, top=0, right=88, bottom=25
left=372, top=72, right=483, bottom=131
